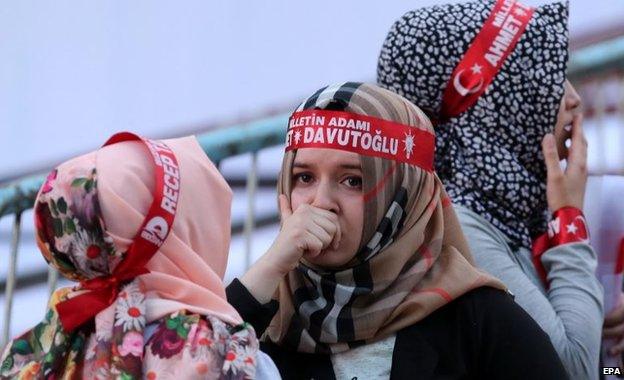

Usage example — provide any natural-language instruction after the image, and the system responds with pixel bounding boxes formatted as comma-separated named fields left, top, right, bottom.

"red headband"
left=440, top=0, right=534, bottom=120
left=285, top=110, right=435, bottom=172
left=57, top=132, right=179, bottom=332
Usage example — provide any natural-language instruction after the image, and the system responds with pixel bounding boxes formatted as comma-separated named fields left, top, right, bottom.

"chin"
left=305, top=248, right=354, bottom=270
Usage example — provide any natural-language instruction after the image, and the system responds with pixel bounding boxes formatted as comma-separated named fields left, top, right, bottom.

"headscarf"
left=378, top=0, right=569, bottom=250
left=265, top=82, right=506, bottom=354
left=0, top=135, right=258, bottom=379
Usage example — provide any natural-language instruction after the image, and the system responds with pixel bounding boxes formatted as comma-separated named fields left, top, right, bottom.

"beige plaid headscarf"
left=266, top=82, right=506, bottom=354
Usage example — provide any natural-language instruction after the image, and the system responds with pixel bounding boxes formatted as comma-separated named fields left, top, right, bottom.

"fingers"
left=295, top=203, right=342, bottom=250
left=542, top=134, right=563, bottom=181
left=289, top=203, right=342, bottom=254
left=554, top=124, right=571, bottom=160
left=279, top=194, right=293, bottom=219
left=604, top=323, right=624, bottom=339
left=567, top=114, right=588, bottom=175
left=309, top=205, right=338, bottom=221
left=602, top=323, right=624, bottom=338
left=570, top=113, right=585, bottom=146
left=312, top=213, right=342, bottom=250
left=606, top=303, right=624, bottom=327
left=302, top=231, right=324, bottom=257
left=609, top=338, right=624, bottom=357
left=307, top=221, right=333, bottom=249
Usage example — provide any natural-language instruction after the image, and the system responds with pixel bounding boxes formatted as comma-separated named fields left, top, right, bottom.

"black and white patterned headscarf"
left=378, top=0, right=569, bottom=250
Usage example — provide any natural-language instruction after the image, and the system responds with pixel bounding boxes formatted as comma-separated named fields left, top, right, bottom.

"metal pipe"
left=47, top=267, right=59, bottom=298
left=2, top=212, right=22, bottom=348
left=243, top=153, right=258, bottom=270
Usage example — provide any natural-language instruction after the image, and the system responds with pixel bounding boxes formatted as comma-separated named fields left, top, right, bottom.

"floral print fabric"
left=34, top=163, right=123, bottom=282
left=1, top=282, right=258, bottom=379
left=1, top=152, right=259, bottom=379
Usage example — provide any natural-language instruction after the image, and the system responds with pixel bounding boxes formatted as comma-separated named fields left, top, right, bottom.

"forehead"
left=293, top=148, right=361, bottom=169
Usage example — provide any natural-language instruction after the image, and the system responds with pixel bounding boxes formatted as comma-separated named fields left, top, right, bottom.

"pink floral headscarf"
left=0, top=135, right=258, bottom=379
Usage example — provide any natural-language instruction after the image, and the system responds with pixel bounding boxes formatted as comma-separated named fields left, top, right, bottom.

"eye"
left=293, top=172, right=313, bottom=184
left=343, top=176, right=362, bottom=189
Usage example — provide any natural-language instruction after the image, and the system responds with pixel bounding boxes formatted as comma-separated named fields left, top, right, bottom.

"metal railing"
left=2, top=35, right=624, bottom=348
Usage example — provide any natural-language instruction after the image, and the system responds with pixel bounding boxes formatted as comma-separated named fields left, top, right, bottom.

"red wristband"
left=532, top=207, right=590, bottom=287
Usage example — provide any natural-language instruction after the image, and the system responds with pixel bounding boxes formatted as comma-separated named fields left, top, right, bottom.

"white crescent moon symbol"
left=574, top=215, right=590, bottom=241
left=453, top=69, right=484, bottom=97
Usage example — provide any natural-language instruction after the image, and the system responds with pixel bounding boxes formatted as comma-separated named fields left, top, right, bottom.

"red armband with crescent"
left=532, top=207, right=590, bottom=287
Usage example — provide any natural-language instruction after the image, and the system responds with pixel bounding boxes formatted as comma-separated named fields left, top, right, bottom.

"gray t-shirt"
left=456, top=204, right=604, bottom=380
left=331, top=334, right=395, bottom=380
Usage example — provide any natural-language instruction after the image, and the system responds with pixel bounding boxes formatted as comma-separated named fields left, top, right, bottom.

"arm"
left=226, top=278, right=279, bottom=335
left=460, top=208, right=602, bottom=380
left=473, top=106, right=602, bottom=378
left=228, top=195, right=341, bottom=331
left=542, top=242, right=604, bottom=376
left=545, top=110, right=624, bottom=364
left=238, top=195, right=341, bottom=304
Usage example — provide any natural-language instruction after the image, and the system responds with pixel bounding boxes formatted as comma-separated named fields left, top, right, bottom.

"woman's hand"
left=240, top=195, right=341, bottom=303
left=264, top=195, right=342, bottom=273
left=604, top=293, right=624, bottom=356
left=542, top=114, right=588, bottom=211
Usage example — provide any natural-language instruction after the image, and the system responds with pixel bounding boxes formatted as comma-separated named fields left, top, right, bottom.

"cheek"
left=341, top=197, right=364, bottom=239
left=290, top=188, right=309, bottom=210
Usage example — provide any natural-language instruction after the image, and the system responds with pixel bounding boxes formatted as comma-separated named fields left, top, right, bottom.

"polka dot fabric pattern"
left=378, top=0, right=569, bottom=249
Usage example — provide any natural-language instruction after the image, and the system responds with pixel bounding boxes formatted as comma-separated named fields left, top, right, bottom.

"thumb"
left=278, top=194, right=293, bottom=219
left=542, top=134, right=563, bottom=180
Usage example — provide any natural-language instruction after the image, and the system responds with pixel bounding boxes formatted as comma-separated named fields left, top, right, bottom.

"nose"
left=565, top=82, right=582, bottom=111
left=310, top=179, right=339, bottom=214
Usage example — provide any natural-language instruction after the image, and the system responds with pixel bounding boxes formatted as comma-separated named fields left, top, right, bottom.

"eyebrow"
left=339, top=164, right=362, bottom=170
left=293, top=162, right=361, bottom=170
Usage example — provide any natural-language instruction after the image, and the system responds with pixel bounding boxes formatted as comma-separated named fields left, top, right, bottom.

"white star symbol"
left=294, top=130, right=302, bottom=144
left=514, top=7, right=527, bottom=17
left=403, top=131, right=415, bottom=159
left=566, top=222, right=578, bottom=235
left=470, top=63, right=482, bottom=75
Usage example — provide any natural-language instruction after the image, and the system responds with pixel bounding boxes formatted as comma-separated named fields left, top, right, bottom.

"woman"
left=0, top=133, right=278, bottom=379
left=226, top=82, right=568, bottom=379
left=377, top=0, right=606, bottom=378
